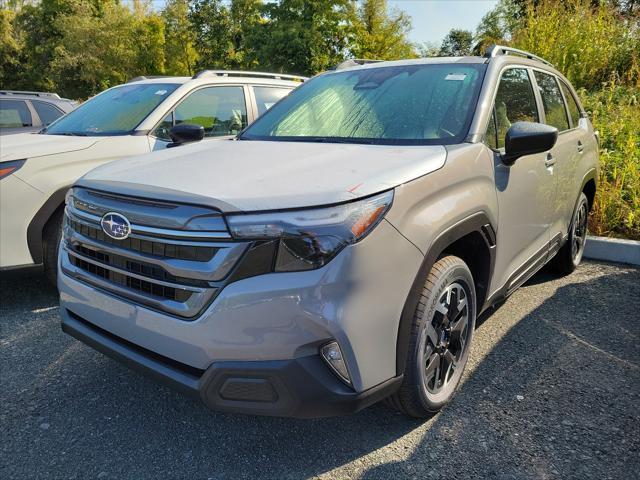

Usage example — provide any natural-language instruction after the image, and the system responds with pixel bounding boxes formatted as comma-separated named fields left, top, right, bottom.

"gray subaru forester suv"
left=59, top=46, right=598, bottom=418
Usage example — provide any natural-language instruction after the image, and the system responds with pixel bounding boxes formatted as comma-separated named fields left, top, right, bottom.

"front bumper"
left=61, top=308, right=402, bottom=418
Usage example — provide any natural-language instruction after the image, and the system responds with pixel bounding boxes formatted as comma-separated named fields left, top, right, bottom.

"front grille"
left=69, top=255, right=192, bottom=303
left=61, top=188, right=248, bottom=319
left=67, top=218, right=216, bottom=261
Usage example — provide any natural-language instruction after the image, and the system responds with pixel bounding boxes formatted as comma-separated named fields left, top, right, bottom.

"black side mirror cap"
left=168, top=124, right=205, bottom=147
left=502, top=121, right=558, bottom=165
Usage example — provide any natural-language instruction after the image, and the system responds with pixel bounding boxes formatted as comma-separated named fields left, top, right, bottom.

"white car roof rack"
left=484, top=45, right=554, bottom=67
left=332, top=59, right=384, bottom=70
left=0, top=90, right=62, bottom=99
left=193, top=70, right=307, bottom=82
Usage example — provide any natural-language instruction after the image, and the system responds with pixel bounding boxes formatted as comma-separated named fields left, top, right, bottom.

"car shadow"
left=1, top=263, right=638, bottom=479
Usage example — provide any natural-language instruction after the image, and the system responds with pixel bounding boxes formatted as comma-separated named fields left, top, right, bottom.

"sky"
left=388, top=0, right=499, bottom=45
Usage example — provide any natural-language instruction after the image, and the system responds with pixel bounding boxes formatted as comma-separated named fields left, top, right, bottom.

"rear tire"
left=387, top=255, right=476, bottom=418
left=43, top=209, right=64, bottom=287
left=552, top=192, right=589, bottom=275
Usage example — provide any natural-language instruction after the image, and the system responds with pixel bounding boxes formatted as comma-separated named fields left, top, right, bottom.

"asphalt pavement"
left=1, top=261, right=638, bottom=479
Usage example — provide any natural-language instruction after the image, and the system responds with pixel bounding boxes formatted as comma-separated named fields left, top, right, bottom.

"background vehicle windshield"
left=241, top=63, right=485, bottom=145
left=45, top=83, right=179, bottom=136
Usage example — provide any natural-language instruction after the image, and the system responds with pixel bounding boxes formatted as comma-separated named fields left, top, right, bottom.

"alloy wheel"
left=572, top=201, right=588, bottom=262
left=421, top=282, right=471, bottom=394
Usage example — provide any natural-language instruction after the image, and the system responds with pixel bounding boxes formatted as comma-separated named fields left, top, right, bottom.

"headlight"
left=226, top=190, right=394, bottom=272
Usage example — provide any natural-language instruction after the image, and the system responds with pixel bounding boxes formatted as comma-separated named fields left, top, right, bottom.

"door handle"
left=545, top=153, right=556, bottom=168
left=577, top=141, right=584, bottom=153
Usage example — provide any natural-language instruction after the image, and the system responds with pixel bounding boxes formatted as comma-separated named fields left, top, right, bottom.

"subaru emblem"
left=101, top=212, right=131, bottom=240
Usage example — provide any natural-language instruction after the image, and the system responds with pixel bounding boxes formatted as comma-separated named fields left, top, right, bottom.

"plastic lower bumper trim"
left=61, top=308, right=402, bottom=418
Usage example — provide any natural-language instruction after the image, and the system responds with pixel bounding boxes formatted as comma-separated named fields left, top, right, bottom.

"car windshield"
left=240, top=63, right=486, bottom=145
left=44, top=83, right=179, bottom=136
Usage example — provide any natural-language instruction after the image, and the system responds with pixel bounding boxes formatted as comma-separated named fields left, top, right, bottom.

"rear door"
left=531, top=70, right=573, bottom=254
left=485, top=67, right=557, bottom=295
left=557, top=79, right=593, bottom=234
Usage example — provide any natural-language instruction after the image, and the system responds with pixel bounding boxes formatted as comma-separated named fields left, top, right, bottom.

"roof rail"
left=0, top=90, right=61, bottom=99
left=332, top=59, right=384, bottom=70
left=126, top=75, right=178, bottom=83
left=484, top=45, right=553, bottom=67
left=192, top=70, right=307, bottom=82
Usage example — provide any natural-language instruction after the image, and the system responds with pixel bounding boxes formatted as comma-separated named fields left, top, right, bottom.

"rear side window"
left=492, top=68, right=539, bottom=149
left=559, top=80, right=581, bottom=128
left=534, top=71, right=570, bottom=132
left=0, top=100, right=32, bottom=127
left=253, top=87, right=292, bottom=116
left=32, top=100, right=64, bottom=125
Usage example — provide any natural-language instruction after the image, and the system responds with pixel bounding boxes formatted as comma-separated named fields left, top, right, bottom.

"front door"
left=486, top=67, right=557, bottom=295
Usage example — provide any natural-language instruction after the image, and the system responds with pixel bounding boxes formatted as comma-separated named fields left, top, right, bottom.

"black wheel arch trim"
left=395, top=211, right=496, bottom=376
left=578, top=168, right=597, bottom=211
left=27, top=186, right=70, bottom=264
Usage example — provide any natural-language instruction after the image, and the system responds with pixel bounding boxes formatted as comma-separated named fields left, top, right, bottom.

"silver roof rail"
left=193, top=70, right=307, bottom=82
left=126, top=75, right=178, bottom=83
left=0, top=90, right=62, bottom=99
left=484, top=45, right=553, bottom=67
left=332, top=59, right=384, bottom=70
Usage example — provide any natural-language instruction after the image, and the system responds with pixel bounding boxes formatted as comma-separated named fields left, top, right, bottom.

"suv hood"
left=0, top=133, right=98, bottom=161
left=78, top=140, right=447, bottom=212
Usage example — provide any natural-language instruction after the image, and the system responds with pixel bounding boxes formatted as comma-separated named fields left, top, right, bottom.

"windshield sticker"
left=445, top=74, right=467, bottom=81
left=155, top=90, right=168, bottom=95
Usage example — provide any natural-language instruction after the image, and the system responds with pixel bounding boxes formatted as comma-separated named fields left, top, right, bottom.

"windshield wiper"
left=51, top=132, right=90, bottom=136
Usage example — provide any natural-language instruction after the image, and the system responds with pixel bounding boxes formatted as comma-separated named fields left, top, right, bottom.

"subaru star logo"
left=101, top=212, right=131, bottom=240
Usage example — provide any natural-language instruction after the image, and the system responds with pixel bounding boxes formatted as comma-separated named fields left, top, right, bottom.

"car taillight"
left=0, top=159, right=26, bottom=180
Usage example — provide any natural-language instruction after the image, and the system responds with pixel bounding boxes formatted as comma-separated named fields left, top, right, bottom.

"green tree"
left=189, top=0, right=262, bottom=70
left=0, top=9, right=23, bottom=87
left=439, top=28, right=473, bottom=56
left=254, top=0, right=354, bottom=75
left=162, top=0, right=198, bottom=75
left=351, top=0, right=416, bottom=60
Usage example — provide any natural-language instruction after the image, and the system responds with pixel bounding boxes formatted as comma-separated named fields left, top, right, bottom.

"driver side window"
left=153, top=86, right=248, bottom=141
left=488, top=68, right=539, bottom=150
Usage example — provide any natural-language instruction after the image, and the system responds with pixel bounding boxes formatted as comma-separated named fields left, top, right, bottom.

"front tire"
left=552, top=192, right=589, bottom=275
left=43, top=209, right=64, bottom=287
left=387, top=255, right=476, bottom=418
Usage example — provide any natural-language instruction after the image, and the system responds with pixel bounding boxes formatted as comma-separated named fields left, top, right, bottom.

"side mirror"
left=168, top=124, right=205, bottom=147
left=503, top=121, right=558, bottom=165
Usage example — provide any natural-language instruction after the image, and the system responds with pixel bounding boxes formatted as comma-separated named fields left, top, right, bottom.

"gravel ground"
left=1, top=261, right=638, bottom=480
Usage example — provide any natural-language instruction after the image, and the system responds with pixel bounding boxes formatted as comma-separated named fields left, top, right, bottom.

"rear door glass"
left=559, top=80, right=581, bottom=128
left=534, top=71, right=570, bottom=132
left=32, top=101, right=64, bottom=125
left=253, top=87, right=292, bottom=116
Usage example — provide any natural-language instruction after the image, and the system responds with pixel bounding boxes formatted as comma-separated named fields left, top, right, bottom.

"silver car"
left=59, top=46, right=598, bottom=418
left=0, top=91, right=76, bottom=135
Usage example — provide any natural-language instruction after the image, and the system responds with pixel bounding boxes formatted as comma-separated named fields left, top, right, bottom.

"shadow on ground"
left=1, top=263, right=638, bottom=479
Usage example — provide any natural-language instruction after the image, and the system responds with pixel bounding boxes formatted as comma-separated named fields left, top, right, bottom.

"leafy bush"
left=507, top=0, right=639, bottom=239
left=581, top=79, right=640, bottom=239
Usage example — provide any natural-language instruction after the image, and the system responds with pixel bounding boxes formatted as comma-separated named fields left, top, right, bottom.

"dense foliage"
left=0, top=0, right=638, bottom=238
left=475, top=0, right=639, bottom=239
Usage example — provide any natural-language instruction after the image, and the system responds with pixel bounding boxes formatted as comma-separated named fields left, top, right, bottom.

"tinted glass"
left=242, top=64, right=486, bottom=145
left=0, top=100, right=32, bottom=127
left=534, top=71, right=569, bottom=131
left=253, top=87, right=292, bottom=116
left=32, top=100, right=64, bottom=125
left=172, top=86, right=247, bottom=137
left=46, top=83, right=178, bottom=136
left=559, top=80, right=581, bottom=128
left=494, top=68, right=539, bottom=149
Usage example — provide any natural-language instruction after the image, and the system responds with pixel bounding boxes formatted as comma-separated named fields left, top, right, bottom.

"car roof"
left=0, top=94, right=76, bottom=109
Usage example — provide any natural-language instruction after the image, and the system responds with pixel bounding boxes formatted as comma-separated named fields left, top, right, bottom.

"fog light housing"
left=320, top=341, right=352, bottom=386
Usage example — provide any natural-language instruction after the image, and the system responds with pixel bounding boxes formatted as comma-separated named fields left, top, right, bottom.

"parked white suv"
left=0, top=71, right=304, bottom=282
